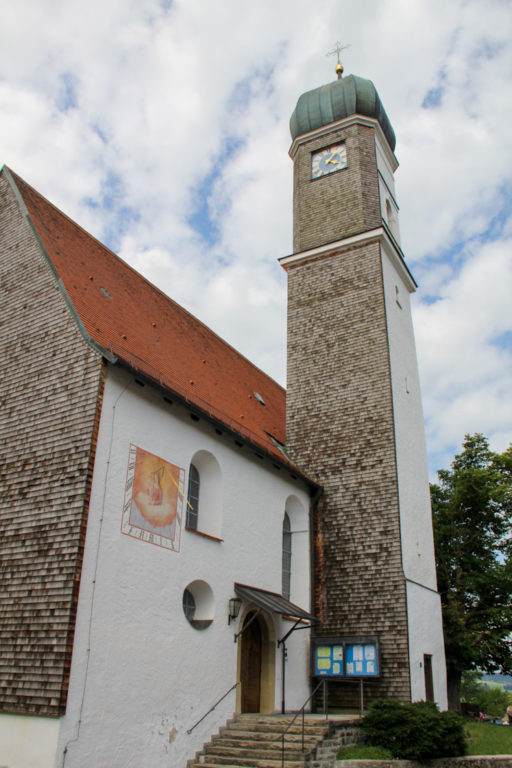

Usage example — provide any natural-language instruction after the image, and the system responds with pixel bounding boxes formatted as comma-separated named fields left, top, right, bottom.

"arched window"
left=186, top=463, right=200, bottom=530
left=282, top=512, right=292, bottom=600
left=185, top=451, right=222, bottom=538
left=386, top=198, right=399, bottom=240
left=283, top=495, right=308, bottom=602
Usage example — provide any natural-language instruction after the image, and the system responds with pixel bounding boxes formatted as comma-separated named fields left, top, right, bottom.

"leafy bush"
left=362, top=700, right=467, bottom=760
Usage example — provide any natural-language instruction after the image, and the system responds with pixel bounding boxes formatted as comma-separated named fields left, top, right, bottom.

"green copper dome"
left=290, top=74, right=396, bottom=152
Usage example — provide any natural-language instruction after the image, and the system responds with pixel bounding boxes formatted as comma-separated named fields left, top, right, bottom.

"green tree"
left=431, top=434, right=512, bottom=711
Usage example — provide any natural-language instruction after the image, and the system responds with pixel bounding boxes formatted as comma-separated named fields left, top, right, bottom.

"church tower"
left=281, top=64, right=447, bottom=708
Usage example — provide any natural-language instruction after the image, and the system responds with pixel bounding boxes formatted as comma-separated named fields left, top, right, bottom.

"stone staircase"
left=188, top=713, right=334, bottom=768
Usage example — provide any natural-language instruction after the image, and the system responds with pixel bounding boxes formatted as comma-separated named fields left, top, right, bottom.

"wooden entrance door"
left=241, top=612, right=262, bottom=713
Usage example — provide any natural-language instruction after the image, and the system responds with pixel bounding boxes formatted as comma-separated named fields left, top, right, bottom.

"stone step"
left=224, top=719, right=330, bottom=736
left=190, top=758, right=305, bottom=768
left=234, top=714, right=328, bottom=726
left=189, top=713, right=333, bottom=768
left=205, top=743, right=308, bottom=758
left=222, top=725, right=328, bottom=737
left=211, top=735, right=317, bottom=749
left=190, top=760, right=304, bottom=768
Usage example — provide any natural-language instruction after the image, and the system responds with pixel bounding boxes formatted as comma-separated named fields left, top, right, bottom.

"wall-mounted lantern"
left=228, top=597, right=242, bottom=625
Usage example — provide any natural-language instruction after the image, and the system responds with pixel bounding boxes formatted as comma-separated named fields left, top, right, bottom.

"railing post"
left=281, top=732, right=285, bottom=768
left=302, top=706, right=305, bottom=752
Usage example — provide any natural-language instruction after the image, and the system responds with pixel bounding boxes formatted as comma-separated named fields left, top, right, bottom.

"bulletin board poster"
left=313, top=638, right=380, bottom=678
left=345, top=643, right=379, bottom=677
left=314, top=644, right=344, bottom=677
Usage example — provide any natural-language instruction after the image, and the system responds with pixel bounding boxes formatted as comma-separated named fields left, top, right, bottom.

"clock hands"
left=311, top=143, right=347, bottom=177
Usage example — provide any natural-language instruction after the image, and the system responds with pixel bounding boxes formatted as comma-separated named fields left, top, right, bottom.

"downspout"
left=309, top=482, right=323, bottom=711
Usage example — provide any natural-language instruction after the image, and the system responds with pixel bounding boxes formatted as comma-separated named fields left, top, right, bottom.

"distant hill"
left=482, top=673, right=512, bottom=690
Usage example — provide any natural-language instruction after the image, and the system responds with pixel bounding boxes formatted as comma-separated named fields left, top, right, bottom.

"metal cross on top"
left=327, top=40, right=350, bottom=78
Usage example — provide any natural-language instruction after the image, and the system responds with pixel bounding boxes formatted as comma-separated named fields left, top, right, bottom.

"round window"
left=182, top=580, right=214, bottom=630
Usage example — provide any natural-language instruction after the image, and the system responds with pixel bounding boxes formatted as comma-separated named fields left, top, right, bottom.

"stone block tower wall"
left=0, top=170, right=104, bottom=715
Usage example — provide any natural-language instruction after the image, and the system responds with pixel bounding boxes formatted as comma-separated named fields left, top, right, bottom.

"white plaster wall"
left=407, top=582, right=448, bottom=709
left=380, top=241, right=447, bottom=708
left=375, top=135, right=396, bottom=196
left=381, top=245, right=437, bottom=589
left=54, top=366, right=312, bottom=768
left=277, top=494, right=312, bottom=713
left=0, top=714, right=59, bottom=768
left=376, top=136, right=401, bottom=243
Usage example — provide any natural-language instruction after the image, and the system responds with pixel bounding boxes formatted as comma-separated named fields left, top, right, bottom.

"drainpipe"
left=309, top=482, right=323, bottom=712
left=281, top=641, right=287, bottom=714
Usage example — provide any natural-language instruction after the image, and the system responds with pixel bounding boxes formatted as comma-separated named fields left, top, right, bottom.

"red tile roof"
left=8, top=168, right=297, bottom=470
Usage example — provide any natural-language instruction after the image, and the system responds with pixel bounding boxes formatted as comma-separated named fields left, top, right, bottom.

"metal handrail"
left=276, top=679, right=327, bottom=768
left=186, top=682, right=240, bottom=735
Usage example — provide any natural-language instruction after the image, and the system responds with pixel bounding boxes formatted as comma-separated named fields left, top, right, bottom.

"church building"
left=0, top=66, right=447, bottom=768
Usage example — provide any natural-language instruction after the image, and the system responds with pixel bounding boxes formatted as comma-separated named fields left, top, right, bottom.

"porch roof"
left=234, top=583, right=315, bottom=622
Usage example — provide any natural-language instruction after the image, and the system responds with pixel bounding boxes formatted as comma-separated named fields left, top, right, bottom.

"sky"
left=1, top=0, right=511, bottom=477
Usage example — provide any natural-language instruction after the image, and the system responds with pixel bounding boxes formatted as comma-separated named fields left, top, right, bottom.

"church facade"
left=0, top=71, right=447, bottom=768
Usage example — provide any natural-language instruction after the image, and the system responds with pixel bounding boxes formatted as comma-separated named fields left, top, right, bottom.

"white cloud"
left=1, top=0, right=511, bottom=472
left=414, top=236, right=512, bottom=471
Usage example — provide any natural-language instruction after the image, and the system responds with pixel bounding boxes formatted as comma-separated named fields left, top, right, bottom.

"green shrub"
left=362, top=700, right=467, bottom=760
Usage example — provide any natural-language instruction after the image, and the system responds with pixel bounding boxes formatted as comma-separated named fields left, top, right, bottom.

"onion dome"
left=290, top=74, right=396, bottom=152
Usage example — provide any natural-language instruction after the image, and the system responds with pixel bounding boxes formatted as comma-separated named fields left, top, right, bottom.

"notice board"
left=313, top=636, right=380, bottom=678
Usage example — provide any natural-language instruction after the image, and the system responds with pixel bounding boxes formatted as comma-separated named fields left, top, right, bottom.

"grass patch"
left=337, top=744, right=394, bottom=760
left=465, top=721, right=512, bottom=755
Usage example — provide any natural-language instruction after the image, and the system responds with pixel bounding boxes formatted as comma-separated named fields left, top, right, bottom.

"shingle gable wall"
left=0, top=172, right=104, bottom=715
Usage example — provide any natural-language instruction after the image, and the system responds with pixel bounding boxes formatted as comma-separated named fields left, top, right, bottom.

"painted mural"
left=121, top=444, right=185, bottom=551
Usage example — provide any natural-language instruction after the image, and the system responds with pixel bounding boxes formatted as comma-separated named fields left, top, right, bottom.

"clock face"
left=311, top=143, right=347, bottom=179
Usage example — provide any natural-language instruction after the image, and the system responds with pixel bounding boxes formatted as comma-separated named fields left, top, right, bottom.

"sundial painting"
left=121, top=444, right=185, bottom=551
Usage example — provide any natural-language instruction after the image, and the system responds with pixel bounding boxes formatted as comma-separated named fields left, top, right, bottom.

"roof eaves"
left=110, top=355, right=320, bottom=492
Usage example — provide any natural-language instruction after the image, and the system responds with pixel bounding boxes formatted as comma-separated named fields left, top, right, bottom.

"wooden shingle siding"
left=286, top=239, right=410, bottom=703
left=287, top=112, right=412, bottom=704
left=0, top=173, right=104, bottom=716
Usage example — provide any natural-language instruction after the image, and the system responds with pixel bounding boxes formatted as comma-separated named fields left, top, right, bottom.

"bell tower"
left=282, top=64, right=447, bottom=708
